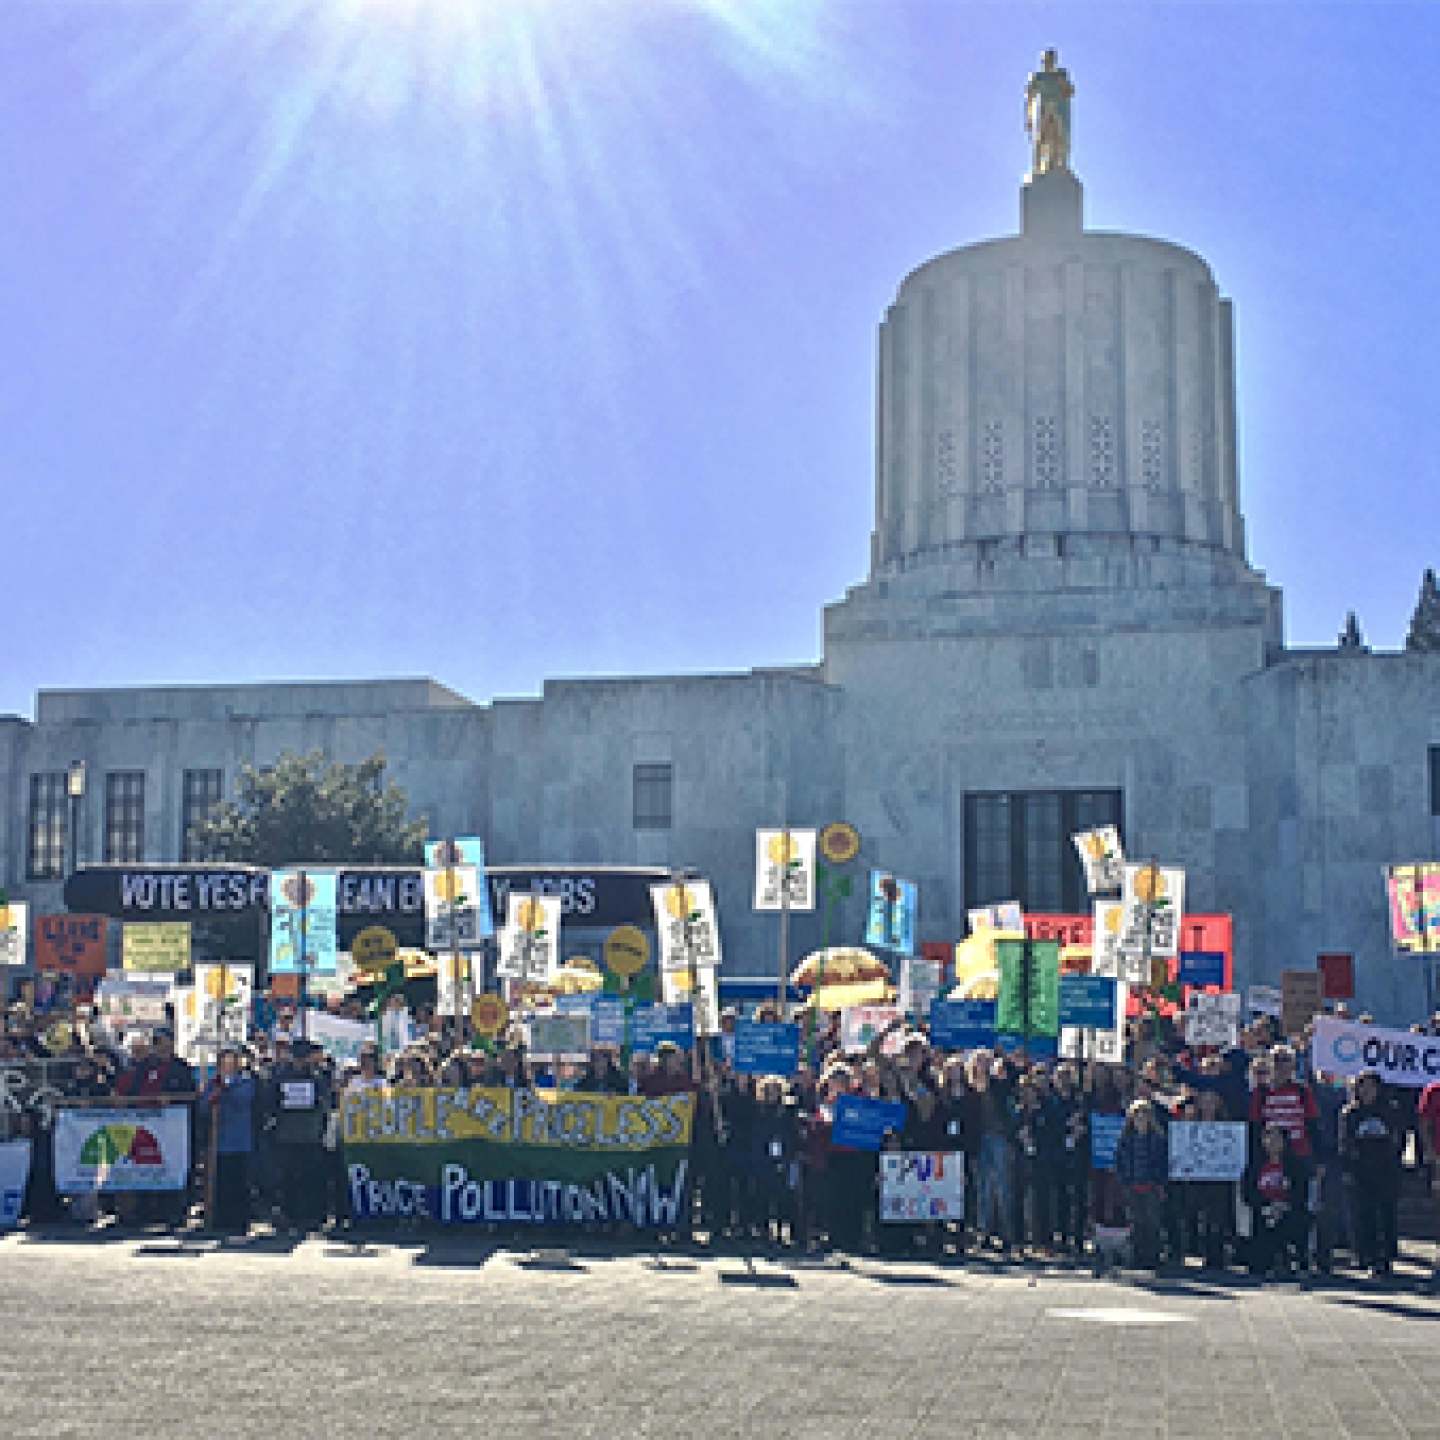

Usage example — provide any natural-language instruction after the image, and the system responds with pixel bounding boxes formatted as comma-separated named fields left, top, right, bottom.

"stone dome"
left=868, top=60, right=1249, bottom=596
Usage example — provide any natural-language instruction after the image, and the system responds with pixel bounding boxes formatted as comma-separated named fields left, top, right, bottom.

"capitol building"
left=4, top=55, right=1438, bottom=1017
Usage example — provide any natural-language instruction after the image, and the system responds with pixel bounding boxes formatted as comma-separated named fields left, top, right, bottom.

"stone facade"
left=3, top=72, right=1438, bottom=1016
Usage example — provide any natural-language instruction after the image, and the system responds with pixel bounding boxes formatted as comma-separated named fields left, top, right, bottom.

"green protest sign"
left=995, top=938, right=1060, bottom=1038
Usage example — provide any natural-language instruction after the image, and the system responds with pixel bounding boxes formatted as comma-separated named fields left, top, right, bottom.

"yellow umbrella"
left=548, top=959, right=604, bottom=996
left=805, top=978, right=894, bottom=1010
left=790, top=947, right=889, bottom=988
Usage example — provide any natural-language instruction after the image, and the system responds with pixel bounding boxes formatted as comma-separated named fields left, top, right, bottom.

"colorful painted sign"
left=53, top=1105, right=191, bottom=1193
left=1386, top=863, right=1440, bottom=953
left=269, top=870, right=338, bottom=975
left=34, top=913, right=107, bottom=975
left=340, top=1086, right=694, bottom=1227
left=879, top=1151, right=964, bottom=1222
left=121, top=922, right=191, bottom=973
left=864, top=870, right=918, bottom=956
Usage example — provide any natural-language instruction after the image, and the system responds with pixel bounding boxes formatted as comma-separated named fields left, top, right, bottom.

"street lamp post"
left=66, top=760, right=87, bottom=879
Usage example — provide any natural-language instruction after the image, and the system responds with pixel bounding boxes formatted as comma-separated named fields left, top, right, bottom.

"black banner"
left=64, top=864, right=667, bottom=937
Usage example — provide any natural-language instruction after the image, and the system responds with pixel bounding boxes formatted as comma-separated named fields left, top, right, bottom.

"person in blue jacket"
left=1114, top=1098, right=1170, bottom=1269
left=205, top=1047, right=258, bottom=1235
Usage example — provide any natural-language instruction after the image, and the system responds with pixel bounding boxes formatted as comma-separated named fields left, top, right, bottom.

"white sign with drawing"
left=1184, top=992, right=1241, bottom=1049
left=1168, top=1121, right=1249, bottom=1182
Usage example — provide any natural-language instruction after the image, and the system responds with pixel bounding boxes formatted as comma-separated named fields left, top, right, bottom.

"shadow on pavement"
left=719, top=1269, right=798, bottom=1289
left=19, top=1223, right=137, bottom=1246
left=212, top=1231, right=306, bottom=1257
left=1323, top=1293, right=1440, bottom=1322
left=413, top=1240, right=505, bottom=1270
left=851, top=1267, right=959, bottom=1287
left=514, top=1250, right=589, bottom=1273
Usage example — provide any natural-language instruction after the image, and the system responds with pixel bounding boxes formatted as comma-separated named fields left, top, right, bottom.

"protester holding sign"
left=1340, top=1070, right=1403, bottom=1277
left=205, top=1048, right=258, bottom=1234
left=1245, top=1124, right=1310, bottom=1278
left=266, top=1040, right=333, bottom=1233
left=1114, top=1099, right=1168, bottom=1268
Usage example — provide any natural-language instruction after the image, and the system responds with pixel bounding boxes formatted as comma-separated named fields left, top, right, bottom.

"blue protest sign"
left=996, top=1033, right=1058, bottom=1061
left=269, top=870, right=338, bottom=975
left=733, top=1020, right=801, bottom=1075
left=928, top=999, right=997, bottom=1050
left=832, top=1095, right=908, bottom=1152
left=1090, top=1113, right=1124, bottom=1171
left=1058, top=975, right=1117, bottom=1031
left=630, top=1003, right=693, bottom=1054
left=864, top=871, right=918, bottom=957
left=1178, top=951, right=1226, bottom=988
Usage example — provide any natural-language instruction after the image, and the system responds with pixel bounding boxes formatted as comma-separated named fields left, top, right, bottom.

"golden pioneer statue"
left=1025, top=48, right=1074, bottom=176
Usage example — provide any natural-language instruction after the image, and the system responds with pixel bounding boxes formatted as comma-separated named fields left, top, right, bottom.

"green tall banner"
left=995, top=939, right=1060, bottom=1038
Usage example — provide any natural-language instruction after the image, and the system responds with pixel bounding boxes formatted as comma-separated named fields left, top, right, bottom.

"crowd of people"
left=4, top=995, right=1440, bottom=1283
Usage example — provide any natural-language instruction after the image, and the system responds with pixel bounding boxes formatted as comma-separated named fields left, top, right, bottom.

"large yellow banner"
left=341, top=1086, right=694, bottom=1151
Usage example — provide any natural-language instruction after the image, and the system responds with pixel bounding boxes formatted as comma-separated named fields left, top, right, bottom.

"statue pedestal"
left=1022, top=169, right=1083, bottom=239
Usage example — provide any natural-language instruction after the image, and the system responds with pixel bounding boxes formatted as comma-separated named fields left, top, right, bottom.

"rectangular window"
left=1430, top=745, right=1439, bottom=818
left=964, top=788, right=1123, bottom=914
left=181, top=769, right=224, bottom=860
left=103, top=771, right=146, bottom=863
left=633, top=763, right=673, bottom=831
left=27, top=773, right=68, bottom=880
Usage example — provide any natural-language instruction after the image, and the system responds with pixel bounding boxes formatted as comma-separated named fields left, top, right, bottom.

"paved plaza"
left=3, top=1231, right=1438, bottom=1439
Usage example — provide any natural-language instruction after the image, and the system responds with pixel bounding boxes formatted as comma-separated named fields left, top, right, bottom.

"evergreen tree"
left=187, top=751, right=427, bottom=865
left=1406, top=568, right=1440, bottom=652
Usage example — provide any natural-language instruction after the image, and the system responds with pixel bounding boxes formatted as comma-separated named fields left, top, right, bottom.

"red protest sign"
left=1318, top=952, right=1354, bottom=1001
left=34, top=914, right=108, bottom=976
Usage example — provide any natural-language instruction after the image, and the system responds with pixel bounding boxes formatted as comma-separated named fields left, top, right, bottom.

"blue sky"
left=3, top=0, right=1434, bottom=719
